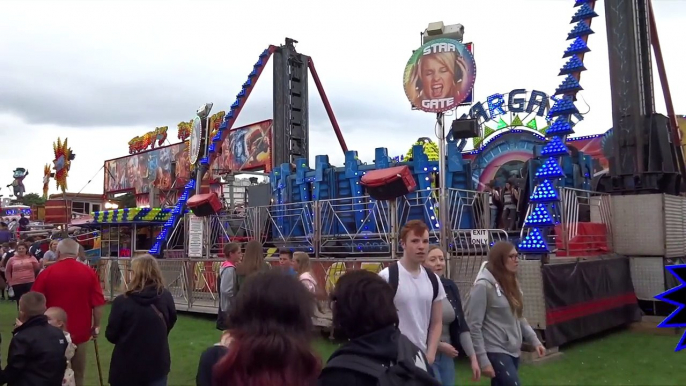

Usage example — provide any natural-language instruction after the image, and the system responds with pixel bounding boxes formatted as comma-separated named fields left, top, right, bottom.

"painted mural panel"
left=104, top=143, right=185, bottom=194
left=211, top=120, right=273, bottom=176
left=104, top=120, right=273, bottom=194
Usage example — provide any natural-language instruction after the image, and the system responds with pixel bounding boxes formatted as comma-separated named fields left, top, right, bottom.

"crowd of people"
left=0, top=219, right=544, bottom=386
left=480, top=180, right=523, bottom=232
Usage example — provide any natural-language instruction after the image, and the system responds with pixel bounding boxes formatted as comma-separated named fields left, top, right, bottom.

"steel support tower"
left=604, top=0, right=684, bottom=194
left=272, top=38, right=310, bottom=167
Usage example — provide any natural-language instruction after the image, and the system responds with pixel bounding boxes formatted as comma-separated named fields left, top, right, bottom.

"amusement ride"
left=8, top=0, right=684, bottom=352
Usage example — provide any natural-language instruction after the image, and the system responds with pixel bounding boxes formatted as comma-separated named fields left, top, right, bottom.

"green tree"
left=21, top=193, right=46, bottom=207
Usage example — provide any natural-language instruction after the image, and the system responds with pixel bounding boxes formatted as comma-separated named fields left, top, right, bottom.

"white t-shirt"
left=379, top=263, right=446, bottom=353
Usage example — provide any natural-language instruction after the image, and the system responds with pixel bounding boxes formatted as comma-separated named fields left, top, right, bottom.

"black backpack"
left=388, top=262, right=439, bottom=302
left=323, top=334, right=441, bottom=386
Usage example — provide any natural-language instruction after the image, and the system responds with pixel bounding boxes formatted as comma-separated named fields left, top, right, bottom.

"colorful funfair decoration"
left=517, top=0, right=598, bottom=255
left=128, top=126, right=169, bottom=154
left=42, top=164, right=54, bottom=199
left=176, top=111, right=226, bottom=143
left=177, top=120, right=193, bottom=141
left=53, top=137, right=75, bottom=192
left=208, top=111, right=226, bottom=144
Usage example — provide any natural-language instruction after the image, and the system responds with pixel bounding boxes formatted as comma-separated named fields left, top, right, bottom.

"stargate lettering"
left=422, top=42, right=457, bottom=55
left=422, top=97, right=455, bottom=110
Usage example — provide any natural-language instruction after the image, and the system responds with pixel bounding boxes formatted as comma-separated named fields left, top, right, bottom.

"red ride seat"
left=360, top=165, right=417, bottom=201
left=187, top=193, right=222, bottom=216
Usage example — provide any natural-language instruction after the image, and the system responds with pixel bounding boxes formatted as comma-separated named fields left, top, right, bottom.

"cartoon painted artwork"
left=214, top=120, right=272, bottom=174
left=53, top=137, right=75, bottom=192
left=153, top=147, right=172, bottom=190
left=128, top=126, right=168, bottom=154
left=104, top=121, right=272, bottom=194
left=42, top=164, right=54, bottom=199
left=7, top=168, right=29, bottom=198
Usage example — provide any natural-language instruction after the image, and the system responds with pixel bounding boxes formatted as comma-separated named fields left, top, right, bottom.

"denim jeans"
left=487, top=353, right=520, bottom=386
left=431, top=352, right=456, bottom=386
left=148, top=376, right=168, bottom=386
left=490, top=207, right=498, bottom=229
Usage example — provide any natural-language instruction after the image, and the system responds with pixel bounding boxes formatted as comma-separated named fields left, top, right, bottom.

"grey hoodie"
left=464, top=267, right=541, bottom=369
left=219, top=264, right=237, bottom=314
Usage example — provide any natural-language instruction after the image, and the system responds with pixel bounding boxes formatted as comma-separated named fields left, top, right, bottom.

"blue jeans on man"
left=490, top=207, right=498, bottom=229
left=431, top=352, right=455, bottom=385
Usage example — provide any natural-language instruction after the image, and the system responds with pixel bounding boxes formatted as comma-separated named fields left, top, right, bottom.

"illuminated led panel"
left=524, top=204, right=555, bottom=227
left=518, top=228, right=549, bottom=253
left=535, top=158, right=565, bottom=180
left=530, top=180, right=560, bottom=203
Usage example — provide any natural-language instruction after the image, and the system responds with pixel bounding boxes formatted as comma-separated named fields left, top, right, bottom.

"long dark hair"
left=213, top=270, right=320, bottom=386
left=235, top=240, right=264, bottom=276
left=486, top=241, right=523, bottom=317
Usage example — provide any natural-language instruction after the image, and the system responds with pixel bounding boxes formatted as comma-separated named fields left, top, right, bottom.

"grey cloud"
left=0, top=70, right=220, bottom=127
left=0, top=55, right=429, bottom=137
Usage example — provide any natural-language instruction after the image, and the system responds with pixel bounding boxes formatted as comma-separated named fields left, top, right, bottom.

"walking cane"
left=93, top=338, right=104, bottom=386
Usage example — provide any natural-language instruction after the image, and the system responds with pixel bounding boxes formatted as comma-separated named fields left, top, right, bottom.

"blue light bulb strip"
left=546, top=116, right=576, bottom=137
left=563, top=37, right=590, bottom=58
left=517, top=228, right=549, bottom=254
left=571, top=3, right=599, bottom=23
left=540, top=136, right=569, bottom=157
left=149, top=46, right=276, bottom=256
left=524, top=204, right=556, bottom=227
left=535, top=157, right=566, bottom=180
left=567, top=20, right=594, bottom=40
left=208, top=46, right=275, bottom=161
left=549, top=96, right=579, bottom=118
left=530, top=180, right=560, bottom=203
left=520, top=0, right=596, bottom=256
left=554, top=74, right=583, bottom=95
left=559, top=55, right=587, bottom=76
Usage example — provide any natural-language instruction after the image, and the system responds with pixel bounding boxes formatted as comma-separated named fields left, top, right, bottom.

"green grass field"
left=0, top=300, right=682, bottom=385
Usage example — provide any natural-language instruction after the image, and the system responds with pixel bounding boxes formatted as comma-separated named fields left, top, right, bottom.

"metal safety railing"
left=169, top=188, right=494, bottom=259
left=519, top=187, right=614, bottom=258
left=92, top=254, right=495, bottom=311
left=558, top=187, right=613, bottom=256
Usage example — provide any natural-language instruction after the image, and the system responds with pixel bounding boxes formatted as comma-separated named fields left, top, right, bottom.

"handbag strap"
left=150, top=304, right=167, bottom=329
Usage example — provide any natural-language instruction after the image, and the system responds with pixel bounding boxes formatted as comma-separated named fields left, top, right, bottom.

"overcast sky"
left=1, top=0, right=684, bottom=196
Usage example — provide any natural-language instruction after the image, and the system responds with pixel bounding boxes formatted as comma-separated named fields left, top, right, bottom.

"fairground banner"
left=104, top=142, right=190, bottom=194
left=104, top=120, right=273, bottom=194
left=212, top=120, right=272, bottom=174
left=542, top=257, right=641, bottom=348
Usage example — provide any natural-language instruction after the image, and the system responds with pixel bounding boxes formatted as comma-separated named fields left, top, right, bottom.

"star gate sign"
left=403, top=38, right=477, bottom=113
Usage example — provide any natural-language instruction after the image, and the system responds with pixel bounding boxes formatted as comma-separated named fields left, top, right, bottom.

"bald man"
left=32, top=238, right=106, bottom=386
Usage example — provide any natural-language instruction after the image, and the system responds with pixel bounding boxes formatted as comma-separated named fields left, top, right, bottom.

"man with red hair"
left=379, top=220, right=446, bottom=366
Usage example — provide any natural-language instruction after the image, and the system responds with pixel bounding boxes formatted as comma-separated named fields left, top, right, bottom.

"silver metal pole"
left=437, top=113, right=449, bottom=254
left=194, top=115, right=211, bottom=195
left=390, top=200, right=398, bottom=259
left=194, top=168, right=204, bottom=195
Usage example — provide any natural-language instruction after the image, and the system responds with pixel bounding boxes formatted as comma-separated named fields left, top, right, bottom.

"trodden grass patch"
left=0, top=301, right=681, bottom=385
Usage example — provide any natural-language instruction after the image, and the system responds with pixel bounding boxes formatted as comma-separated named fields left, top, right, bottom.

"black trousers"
left=11, top=282, right=34, bottom=307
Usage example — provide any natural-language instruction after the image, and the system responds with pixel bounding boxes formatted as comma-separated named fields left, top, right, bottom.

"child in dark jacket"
left=0, top=291, right=68, bottom=386
left=196, top=331, right=232, bottom=386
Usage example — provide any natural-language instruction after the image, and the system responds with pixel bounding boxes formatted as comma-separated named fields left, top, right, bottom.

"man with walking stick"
left=33, top=238, right=106, bottom=386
